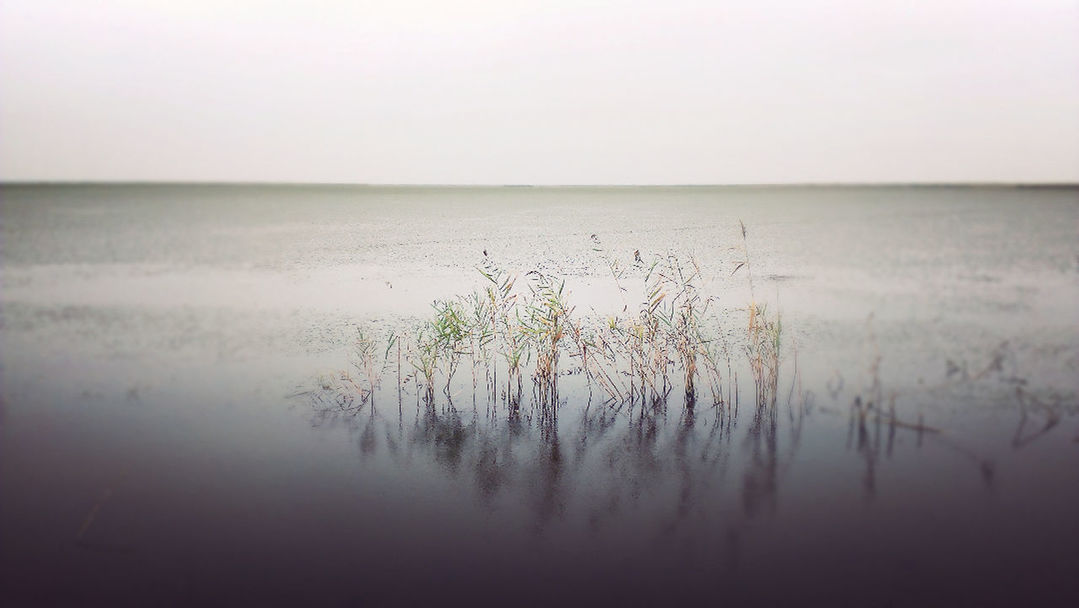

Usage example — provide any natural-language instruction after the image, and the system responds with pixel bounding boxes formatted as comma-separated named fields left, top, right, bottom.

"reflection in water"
left=1013, top=387, right=1064, bottom=449
left=5, top=185, right=1079, bottom=605
left=300, top=332, right=1076, bottom=543
left=303, top=367, right=815, bottom=549
left=835, top=339, right=1074, bottom=500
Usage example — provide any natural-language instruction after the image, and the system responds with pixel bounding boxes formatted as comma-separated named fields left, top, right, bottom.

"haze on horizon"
left=2, top=0, right=1078, bottom=186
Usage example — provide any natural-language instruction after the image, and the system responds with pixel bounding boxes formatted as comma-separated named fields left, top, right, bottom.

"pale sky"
left=2, top=0, right=1078, bottom=184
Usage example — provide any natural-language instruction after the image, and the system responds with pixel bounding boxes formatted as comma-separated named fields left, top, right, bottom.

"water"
left=2, top=184, right=1077, bottom=606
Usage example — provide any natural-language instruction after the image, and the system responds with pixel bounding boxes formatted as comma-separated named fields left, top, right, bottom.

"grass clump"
left=310, top=225, right=789, bottom=415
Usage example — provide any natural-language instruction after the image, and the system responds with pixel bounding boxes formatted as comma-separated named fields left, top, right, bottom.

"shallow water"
left=2, top=184, right=1078, bottom=606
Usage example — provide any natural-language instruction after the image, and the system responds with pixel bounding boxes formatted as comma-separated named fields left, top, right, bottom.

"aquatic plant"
left=353, top=329, right=379, bottom=397
left=478, top=258, right=528, bottom=404
left=431, top=299, right=470, bottom=397
left=409, top=320, right=440, bottom=403
left=734, top=221, right=782, bottom=409
left=644, top=251, right=708, bottom=407
left=308, top=226, right=799, bottom=415
left=522, top=270, right=572, bottom=403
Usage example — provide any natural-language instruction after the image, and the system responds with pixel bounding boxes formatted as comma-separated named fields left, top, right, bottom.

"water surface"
left=2, top=185, right=1077, bottom=606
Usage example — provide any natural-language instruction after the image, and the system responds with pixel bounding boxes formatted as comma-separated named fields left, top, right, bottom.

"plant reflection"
left=301, top=368, right=816, bottom=542
left=296, top=336, right=1075, bottom=549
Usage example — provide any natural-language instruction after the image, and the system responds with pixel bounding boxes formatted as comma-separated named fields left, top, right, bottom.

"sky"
left=1, top=0, right=1078, bottom=185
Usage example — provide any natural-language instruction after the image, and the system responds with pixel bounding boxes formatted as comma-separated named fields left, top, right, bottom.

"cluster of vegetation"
left=311, top=225, right=783, bottom=413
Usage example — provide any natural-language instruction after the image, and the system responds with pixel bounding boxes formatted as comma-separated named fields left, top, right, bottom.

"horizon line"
left=2, top=180, right=1077, bottom=189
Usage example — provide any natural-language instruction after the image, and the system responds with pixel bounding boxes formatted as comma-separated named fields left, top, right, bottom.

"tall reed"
left=318, top=225, right=788, bottom=413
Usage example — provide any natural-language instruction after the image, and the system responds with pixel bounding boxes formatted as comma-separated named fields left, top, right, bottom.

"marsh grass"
left=478, top=258, right=528, bottom=405
left=733, top=221, right=782, bottom=410
left=311, top=227, right=791, bottom=417
left=522, top=270, right=571, bottom=404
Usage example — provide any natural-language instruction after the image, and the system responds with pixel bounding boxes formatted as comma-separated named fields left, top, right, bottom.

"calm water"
left=2, top=185, right=1077, bottom=606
